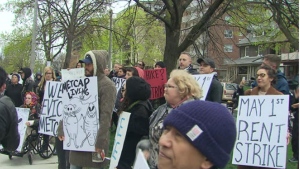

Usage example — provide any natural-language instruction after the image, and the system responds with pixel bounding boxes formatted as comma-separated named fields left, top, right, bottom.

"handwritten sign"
left=61, top=68, right=85, bottom=80
left=144, top=68, right=167, bottom=100
left=62, top=77, right=99, bottom=151
left=39, top=81, right=63, bottom=136
left=112, top=77, right=126, bottom=95
left=16, top=108, right=30, bottom=152
left=193, top=74, right=214, bottom=100
left=232, top=95, right=289, bottom=168
left=133, top=149, right=150, bottom=169
left=109, top=112, right=131, bottom=169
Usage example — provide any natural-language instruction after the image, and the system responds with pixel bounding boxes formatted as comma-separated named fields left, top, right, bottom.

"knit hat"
left=12, top=73, right=20, bottom=82
left=163, top=100, right=236, bottom=168
left=126, top=76, right=151, bottom=102
left=155, top=61, right=165, bottom=68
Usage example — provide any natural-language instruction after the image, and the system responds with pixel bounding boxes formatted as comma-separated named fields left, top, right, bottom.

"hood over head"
left=20, top=68, right=32, bottom=80
left=82, top=50, right=107, bottom=77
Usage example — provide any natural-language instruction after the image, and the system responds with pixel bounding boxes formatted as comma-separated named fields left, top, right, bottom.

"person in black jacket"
left=0, top=66, right=20, bottom=151
left=197, top=58, right=223, bottom=103
left=19, top=67, right=35, bottom=101
left=117, top=76, right=153, bottom=169
left=5, top=73, right=23, bottom=107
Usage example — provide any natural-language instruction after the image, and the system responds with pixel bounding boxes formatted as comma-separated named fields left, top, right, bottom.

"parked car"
left=221, top=82, right=238, bottom=101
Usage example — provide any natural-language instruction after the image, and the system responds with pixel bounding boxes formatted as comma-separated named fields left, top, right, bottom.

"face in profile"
left=158, top=126, right=212, bottom=169
left=125, top=71, right=133, bottom=79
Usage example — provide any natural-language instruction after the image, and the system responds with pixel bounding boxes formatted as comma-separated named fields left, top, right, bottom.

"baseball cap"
left=197, top=58, right=215, bottom=68
left=79, top=54, right=93, bottom=64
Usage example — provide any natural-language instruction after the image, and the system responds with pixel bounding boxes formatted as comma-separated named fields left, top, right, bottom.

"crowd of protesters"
left=0, top=51, right=298, bottom=169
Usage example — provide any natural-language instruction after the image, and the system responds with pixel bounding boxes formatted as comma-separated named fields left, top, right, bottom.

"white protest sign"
left=62, top=77, right=99, bottom=152
left=111, top=77, right=126, bottom=112
left=39, top=81, right=63, bottom=136
left=16, top=108, right=30, bottom=152
left=232, top=95, right=289, bottom=168
left=61, top=68, right=85, bottom=80
left=193, top=74, right=214, bottom=100
left=133, top=149, right=150, bottom=169
left=109, top=112, right=131, bottom=169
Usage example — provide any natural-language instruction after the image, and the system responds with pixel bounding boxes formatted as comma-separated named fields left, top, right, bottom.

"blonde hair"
left=169, top=70, right=202, bottom=99
left=38, top=66, right=56, bottom=89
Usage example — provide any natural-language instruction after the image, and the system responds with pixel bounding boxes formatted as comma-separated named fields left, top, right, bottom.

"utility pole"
left=30, top=0, right=38, bottom=71
left=108, top=9, right=113, bottom=70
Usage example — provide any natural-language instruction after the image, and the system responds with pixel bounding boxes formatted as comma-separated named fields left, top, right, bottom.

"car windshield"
left=226, top=84, right=236, bottom=90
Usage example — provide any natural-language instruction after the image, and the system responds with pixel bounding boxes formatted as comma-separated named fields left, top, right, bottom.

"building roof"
left=237, top=34, right=288, bottom=46
left=223, top=56, right=263, bottom=66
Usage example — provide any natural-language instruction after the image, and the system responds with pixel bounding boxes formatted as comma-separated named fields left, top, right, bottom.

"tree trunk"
left=163, top=27, right=181, bottom=75
left=63, top=34, right=73, bottom=69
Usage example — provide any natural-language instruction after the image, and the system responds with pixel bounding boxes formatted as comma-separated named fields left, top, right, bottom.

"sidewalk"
left=0, top=153, right=57, bottom=169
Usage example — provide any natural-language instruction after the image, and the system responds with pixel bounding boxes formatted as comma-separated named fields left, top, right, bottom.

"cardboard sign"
left=16, top=108, right=30, bottom=152
left=39, top=81, right=63, bottom=136
left=144, top=68, right=167, bottom=100
left=109, top=112, right=131, bottom=169
left=133, top=149, right=150, bottom=169
left=193, top=74, right=214, bottom=100
left=61, top=68, right=85, bottom=80
left=232, top=95, right=289, bottom=168
left=62, top=77, right=99, bottom=152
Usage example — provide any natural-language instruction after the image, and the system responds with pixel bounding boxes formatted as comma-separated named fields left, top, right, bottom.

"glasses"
left=164, top=84, right=177, bottom=89
left=46, top=72, right=52, bottom=75
left=256, top=73, right=266, bottom=78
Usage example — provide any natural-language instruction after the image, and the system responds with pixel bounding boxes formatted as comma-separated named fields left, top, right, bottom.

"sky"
left=0, top=1, right=130, bottom=34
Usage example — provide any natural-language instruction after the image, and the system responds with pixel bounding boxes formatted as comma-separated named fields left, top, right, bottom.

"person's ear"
left=200, top=160, right=213, bottom=169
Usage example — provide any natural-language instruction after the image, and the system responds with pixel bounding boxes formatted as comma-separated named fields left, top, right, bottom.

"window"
left=224, top=45, right=233, bottom=52
left=224, top=30, right=233, bottom=38
left=245, top=46, right=250, bottom=57
left=224, top=16, right=231, bottom=24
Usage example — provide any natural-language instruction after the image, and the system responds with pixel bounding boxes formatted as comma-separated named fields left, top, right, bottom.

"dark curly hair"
left=257, top=65, right=277, bottom=85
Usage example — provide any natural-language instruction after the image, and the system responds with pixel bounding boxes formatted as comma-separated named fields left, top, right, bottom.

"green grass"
left=108, top=117, right=298, bottom=169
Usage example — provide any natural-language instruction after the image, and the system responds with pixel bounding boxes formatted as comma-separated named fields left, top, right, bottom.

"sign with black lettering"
left=144, top=68, right=167, bottom=100
left=232, top=95, right=289, bottom=168
left=39, top=81, right=63, bottom=136
left=61, top=68, right=84, bottom=80
left=112, top=77, right=126, bottom=96
left=193, top=74, right=214, bottom=100
left=62, top=77, right=99, bottom=152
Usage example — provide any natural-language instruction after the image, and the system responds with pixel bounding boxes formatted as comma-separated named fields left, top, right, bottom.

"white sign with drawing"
left=62, top=77, right=99, bottom=152
left=193, top=74, right=214, bottom=100
left=16, top=108, right=30, bottom=152
left=109, top=112, right=131, bottom=169
left=39, top=81, right=63, bottom=136
left=61, top=68, right=85, bottom=80
left=232, top=95, right=289, bottom=168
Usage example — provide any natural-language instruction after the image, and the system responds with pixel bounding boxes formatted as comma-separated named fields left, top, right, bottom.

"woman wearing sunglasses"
left=237, top=65, right=284, bottom=169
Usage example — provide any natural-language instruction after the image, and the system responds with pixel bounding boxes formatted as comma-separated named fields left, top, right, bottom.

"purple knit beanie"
left=163, top=100, right=236, bottom=168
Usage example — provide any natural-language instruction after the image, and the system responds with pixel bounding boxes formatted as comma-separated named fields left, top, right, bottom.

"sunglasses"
left=256, top=73, right=266, bottom=78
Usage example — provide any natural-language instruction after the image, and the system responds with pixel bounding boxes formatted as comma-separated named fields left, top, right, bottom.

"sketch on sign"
left=16, top=108, right=30, bottom=152
left=62, top=77, right=99, bottom=151
left=232, top=95, right=289, bottom=168
left=193, top=74, right=214, bottom=100
left=39, top=81, right=63, bottom=136
left=61, top=68, right=85, bottom=80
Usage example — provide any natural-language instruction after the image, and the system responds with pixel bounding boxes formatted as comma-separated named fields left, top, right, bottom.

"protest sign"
left=39, top=81, right=63, bottom=136
left=133, top=149, right=150, bottom=169
left=144, top=68, right=167, bottom=100
left=109, top=112, right=131, bottom=169
left=112, top=77, right=126, bottom=95
left=62, top=77, right=99, bottom=151
left=232, top=95, right=289, bottom=168
left=193, top=74, right=214, bottom=100
left=16, top=108, right=30, bottom=152
left=61, top=68, right=85, bottom=80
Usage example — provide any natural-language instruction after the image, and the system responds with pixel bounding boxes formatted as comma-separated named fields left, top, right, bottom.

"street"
left=0, top=153, right=57, bottom=169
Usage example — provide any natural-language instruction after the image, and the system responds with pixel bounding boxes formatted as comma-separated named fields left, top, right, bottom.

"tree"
left=134, top=0, right=229, bottom=73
